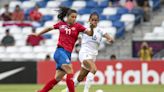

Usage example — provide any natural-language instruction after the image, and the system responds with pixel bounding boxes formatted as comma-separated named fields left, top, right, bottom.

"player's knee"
left=55, top=77, right=62, bottom=82
left=90, top=68, right=97, bottom=74
left=83, top=60, right=91, bottom=70
left=77, top=77, right=84, bottom=82
left=62, top=64, right=73, bottom=74
left=65, top=68, right=73, bottom=74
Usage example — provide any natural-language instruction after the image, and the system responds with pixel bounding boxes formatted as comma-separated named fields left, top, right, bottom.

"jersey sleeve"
left=53, top=21, right=63, bottom=29
left=78, top=23, right=87, bottom=32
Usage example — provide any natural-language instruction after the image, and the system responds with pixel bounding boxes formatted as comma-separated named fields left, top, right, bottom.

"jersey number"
left=65, top=28, right=71, bottom=35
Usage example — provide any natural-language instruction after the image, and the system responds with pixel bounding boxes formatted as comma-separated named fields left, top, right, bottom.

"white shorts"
left=79, top=51, right=97, bottom=69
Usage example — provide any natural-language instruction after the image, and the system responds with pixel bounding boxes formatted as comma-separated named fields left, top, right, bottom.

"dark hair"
left=110, top=54, right=116, bottom=59
left=5, top=29, right=10, bottom=34
left=16, top=5, right=20, bottom=8
left=4, top=4, right=9, bottom=8
left=57, top=6, right=77, bottom=21
left=89, top=12, right=99, bottom=20
left=35, top=4, right=40, bottom=8
left=45, top=54, right=50, bottom=59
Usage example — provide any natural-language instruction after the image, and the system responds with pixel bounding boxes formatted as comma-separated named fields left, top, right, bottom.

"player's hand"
left=107, top=37, right=114, bottom=44
left=109, top=39, right=114, bottom=43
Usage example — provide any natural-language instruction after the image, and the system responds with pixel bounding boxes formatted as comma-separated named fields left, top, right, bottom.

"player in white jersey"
left=62, top=12, right=113, bottom=92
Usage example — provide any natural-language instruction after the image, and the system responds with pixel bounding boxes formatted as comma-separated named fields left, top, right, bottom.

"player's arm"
left=84, top=24, right=95, bottom=36
left=32, top=27, right=53, bottom=36
left=104, top=33, right=114, bottom=43
left=84, top=29, right=93, bottom=36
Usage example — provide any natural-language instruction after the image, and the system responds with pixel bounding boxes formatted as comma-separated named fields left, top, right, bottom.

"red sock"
left=66, top=74, right=75, bottom=92
left=39, top=79, right=58, bottom=92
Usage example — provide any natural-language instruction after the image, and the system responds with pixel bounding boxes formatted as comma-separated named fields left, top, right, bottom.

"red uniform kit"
left=53, top=21, right=86, bottom=52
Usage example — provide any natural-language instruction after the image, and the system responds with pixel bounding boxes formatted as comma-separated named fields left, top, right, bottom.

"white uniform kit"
left=79, top=24, right=107, bottom=67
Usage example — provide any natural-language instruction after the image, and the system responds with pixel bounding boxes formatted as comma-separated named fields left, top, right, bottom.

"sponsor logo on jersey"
left=66, top=59, right=70, bottom=63
left=71, top=27, right=76, bottom=31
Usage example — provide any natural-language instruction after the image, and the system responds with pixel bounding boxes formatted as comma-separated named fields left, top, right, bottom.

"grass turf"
left=0, top=84, right=164, bottom=92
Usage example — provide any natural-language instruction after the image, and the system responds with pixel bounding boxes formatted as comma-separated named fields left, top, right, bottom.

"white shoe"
left=83, top=89, right=89, bottom=92
left=61, top=88, right=67, bottom=92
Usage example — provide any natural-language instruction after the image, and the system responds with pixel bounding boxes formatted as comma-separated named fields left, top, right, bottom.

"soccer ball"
left=96, top=89, right=104, bottom=92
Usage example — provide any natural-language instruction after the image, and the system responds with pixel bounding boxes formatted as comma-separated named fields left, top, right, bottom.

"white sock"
left=74, top=78, right=79, bottom=87
left=65, top=78, right=79, bottom=92
left=84, top=73, right=95, bottom=92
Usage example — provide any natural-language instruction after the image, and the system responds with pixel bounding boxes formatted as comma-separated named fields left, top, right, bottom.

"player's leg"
left=57, top=48, right=75, bottom=92
left=61, top=52, right=90, bottom=92
left=83, top=59, right=97, bottom=74
left=83, top=59, right=97, bottom=92
left=38, top=70, right=66, bottom=92
left=66, top=59, right=96, bottom=92
left=37, top=48, right=65, bottom=92
left=62, top=64, right=75, bottom=92
left=61, top=52, right=96, bottom=92
left=73, top=53, right=94, bottom=87
left=75, top=67, right=89, bottom=86
left=78, top=53, right=97, bottom=92
left=61, top=64, right=90, bottom=92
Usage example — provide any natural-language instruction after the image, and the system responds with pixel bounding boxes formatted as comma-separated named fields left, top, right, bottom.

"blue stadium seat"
left=42, top=15, right=53, bottom=22
left=94, top=8, right=103, bottom=14
left=86, top=1, right=98, bottom=8
left=117, top=7, right=129, bottom=15
left=113, top=21, right=124, bottom=29
left=152, top=0, right=161, bottom=11
left=130, top=8, right=144, bottom=25
left=60, top=1, right=72, bottom=7
left=99, top=0, right=109, bottom=8
left=99, top=15, right=107, bottom=20
left=36, top=1, right=47, bottom=8
left=78, top=8, right=102, bottom=15
left=78, top=8, right=91, bottom=15
left=113, top=21, right=125, bottom=38
left=108, top=14, right=120, bottom=22
left=43, top=34, right=52, bottom=39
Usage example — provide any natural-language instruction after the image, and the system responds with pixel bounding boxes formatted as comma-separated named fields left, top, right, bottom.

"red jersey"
left=27, top=35, right=44, bottom=46
left=30, top=9, right=42, bottom=21
left=53, top=21, right=86, bottom=52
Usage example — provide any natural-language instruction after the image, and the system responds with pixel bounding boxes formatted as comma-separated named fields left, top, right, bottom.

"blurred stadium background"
left=0, top=0, right=164, bottom=92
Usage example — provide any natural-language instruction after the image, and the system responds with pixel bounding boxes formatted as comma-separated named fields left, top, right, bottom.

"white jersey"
left=80, top=24, right=107, bottom=56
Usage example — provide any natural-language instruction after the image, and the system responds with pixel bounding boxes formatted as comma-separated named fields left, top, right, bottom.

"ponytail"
left=58, top=6, right=70, bottom=21
left=57, top=6, right=77, bottom=21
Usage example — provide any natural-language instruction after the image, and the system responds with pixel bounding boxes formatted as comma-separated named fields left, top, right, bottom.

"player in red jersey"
left=34, top=6, right=94, bottom=92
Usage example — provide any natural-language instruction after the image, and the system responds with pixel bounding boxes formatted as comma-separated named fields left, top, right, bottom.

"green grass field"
left=0, top=84, right=164, bottom=92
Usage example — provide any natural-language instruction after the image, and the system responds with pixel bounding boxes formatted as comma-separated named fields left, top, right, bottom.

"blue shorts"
left=53, top=47, right=71, bottom=70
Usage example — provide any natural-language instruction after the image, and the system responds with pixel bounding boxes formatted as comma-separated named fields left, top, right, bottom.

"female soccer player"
left=35, top=6, right=94, bottom=92
left=62, top=12, right=113, bottom=92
